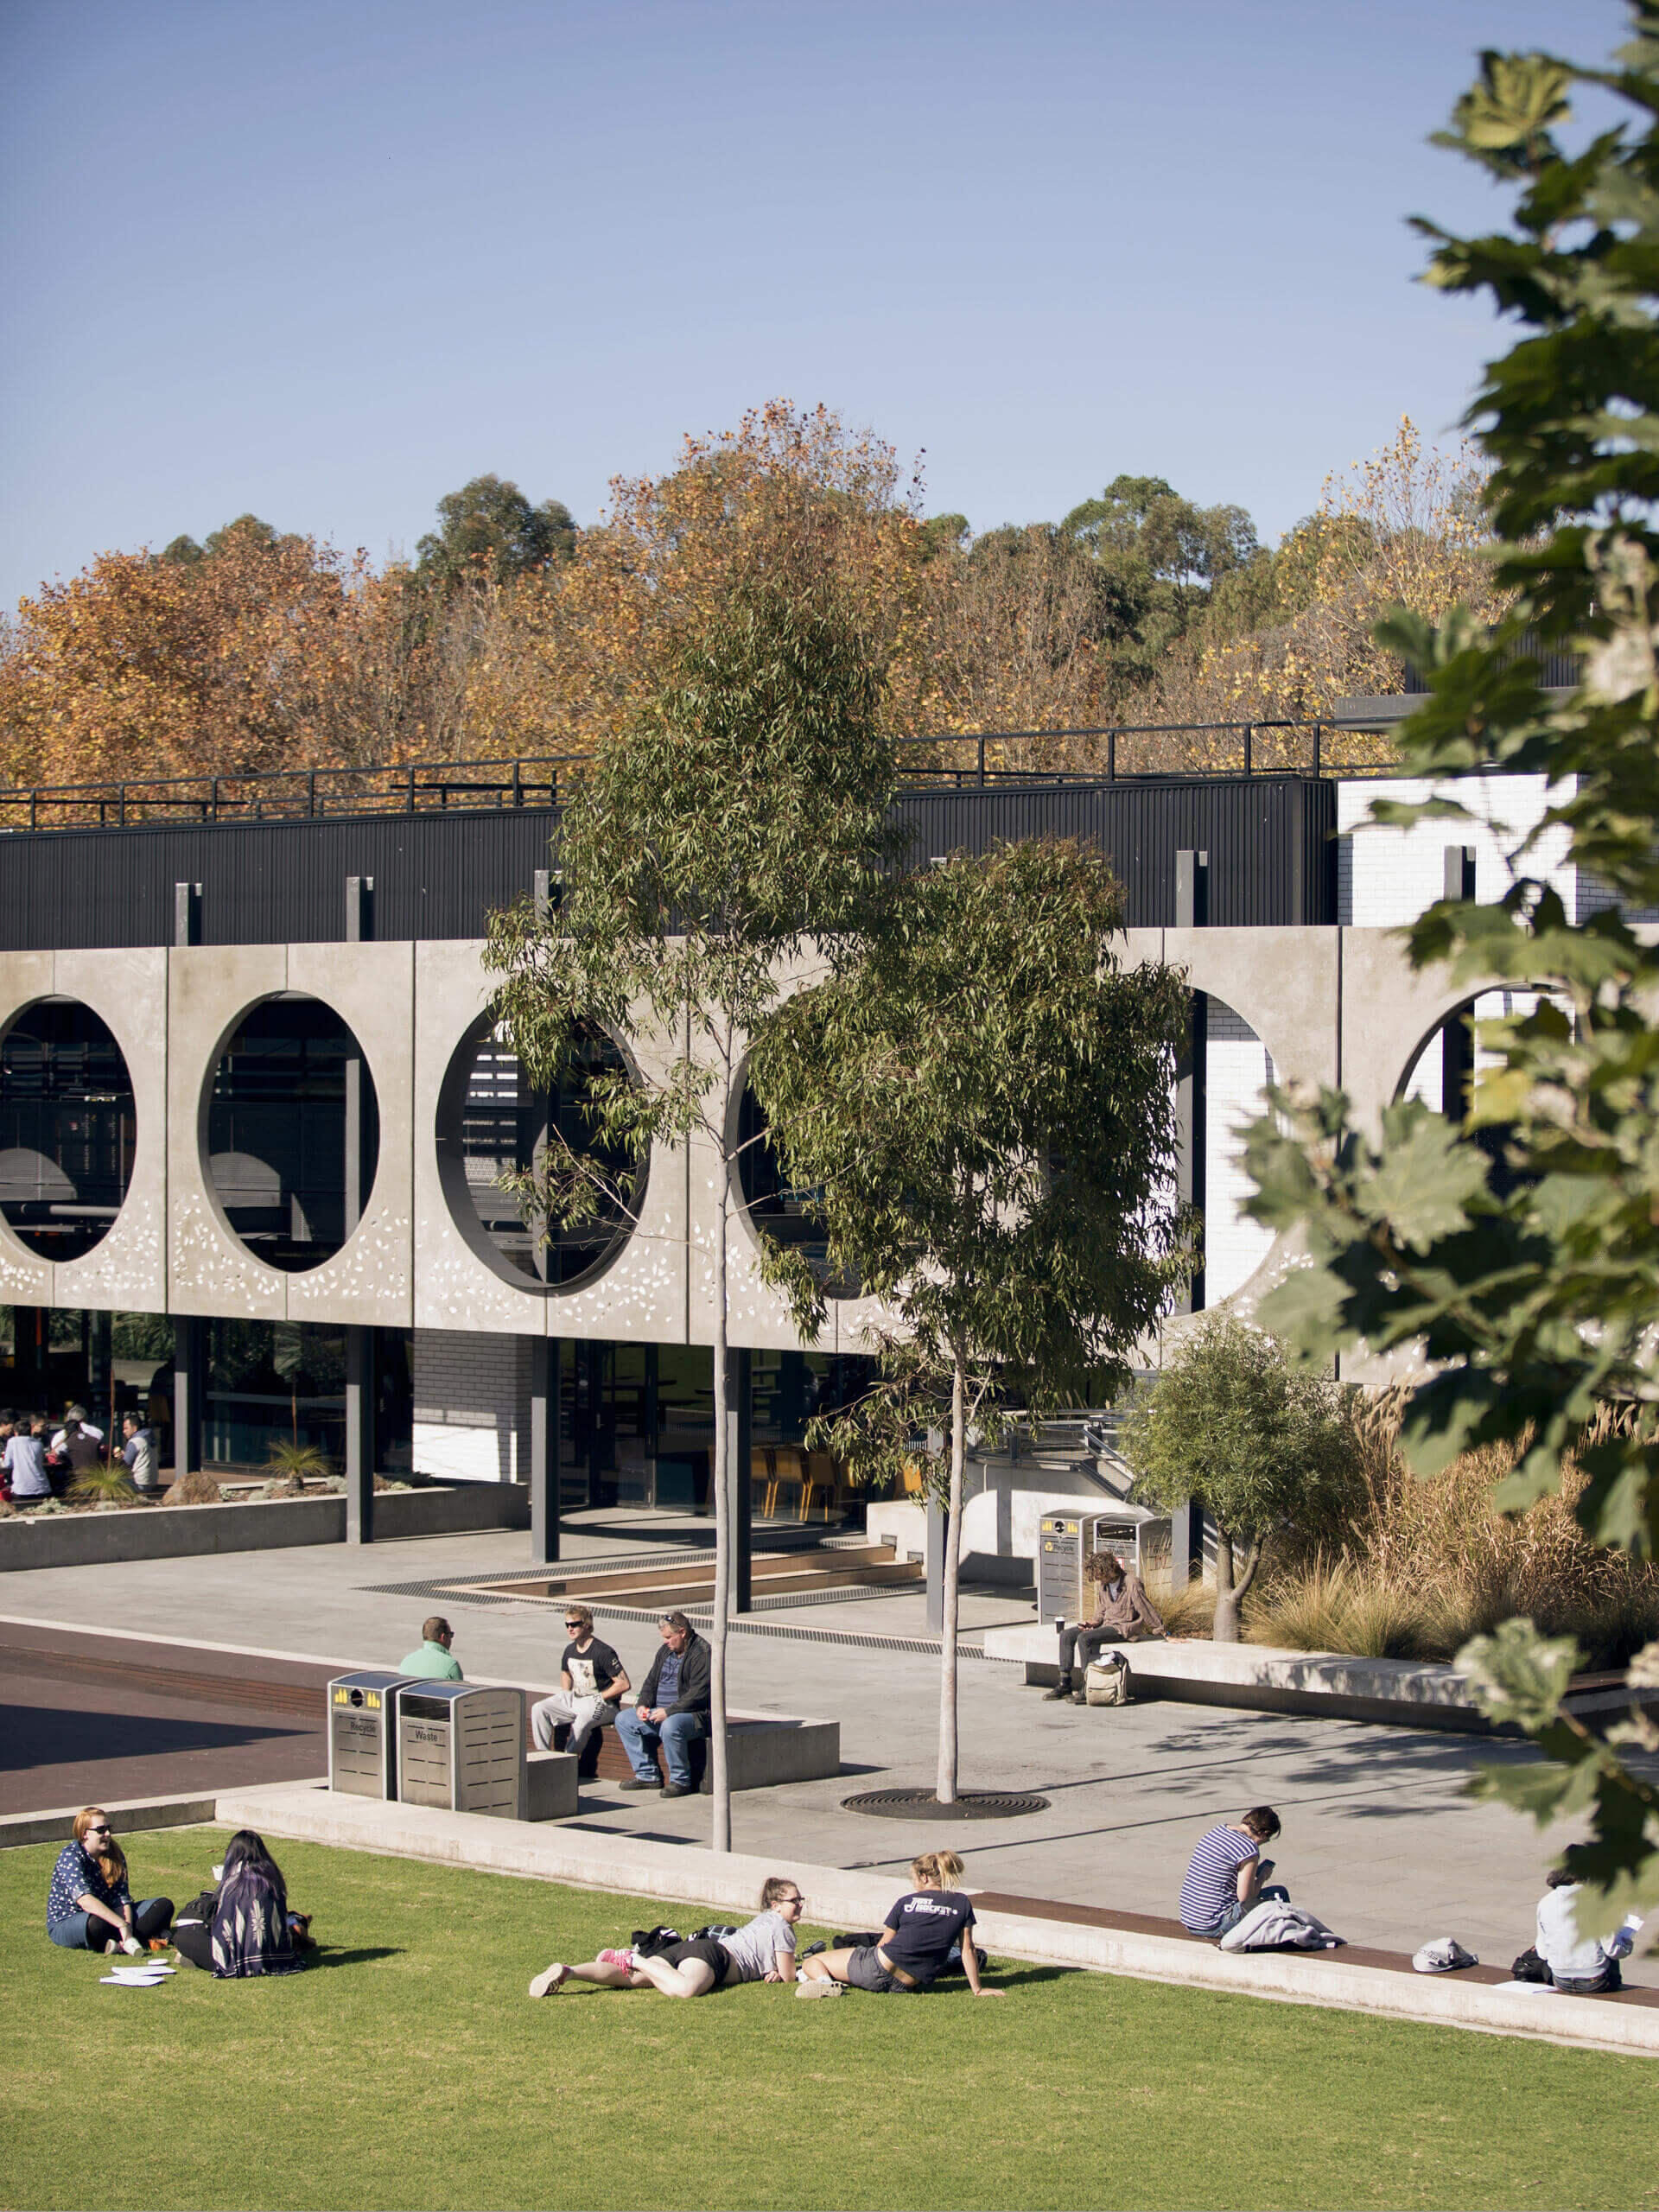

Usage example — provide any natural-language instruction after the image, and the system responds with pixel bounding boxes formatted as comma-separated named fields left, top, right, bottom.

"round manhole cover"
left=840, top=1788, right=1050, bottom=1821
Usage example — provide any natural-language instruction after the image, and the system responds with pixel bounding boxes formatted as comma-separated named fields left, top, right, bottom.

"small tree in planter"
left=750, top=837, right=1189, bottom=1801
left=1120, top=1317, right=1357, bottom=1643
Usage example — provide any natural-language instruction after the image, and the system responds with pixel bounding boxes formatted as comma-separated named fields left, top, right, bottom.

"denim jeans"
left=49, top=1897, right=173, bottom=1950
left=615, top=1707, right=705, bottom=1787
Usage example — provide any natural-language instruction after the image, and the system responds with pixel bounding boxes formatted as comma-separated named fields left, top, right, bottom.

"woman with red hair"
left=46, top=1808, right=173, bottom=1954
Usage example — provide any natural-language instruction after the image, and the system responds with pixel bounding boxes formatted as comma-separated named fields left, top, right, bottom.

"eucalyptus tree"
left=484, top=577, right=896, bottom=1850
left=749, top=838, right=1189, bottom=1801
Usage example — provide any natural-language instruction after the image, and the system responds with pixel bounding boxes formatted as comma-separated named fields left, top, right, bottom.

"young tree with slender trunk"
left=484, top=575, right=895, bottom=1850
left=748, top=839, right=1189, bottom=1801
left=1117, top=1318, right=1358, bottom=1643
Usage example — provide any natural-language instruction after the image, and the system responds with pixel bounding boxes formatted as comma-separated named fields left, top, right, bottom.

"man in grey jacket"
left=615, top=1612, right=711, bottom=1797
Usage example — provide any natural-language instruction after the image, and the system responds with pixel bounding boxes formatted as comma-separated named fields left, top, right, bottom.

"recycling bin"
left=1038, top=1512, right=1083, bottom=1624
left=327, top=1671, right=412, bottom=1798
left=396, top=1682, right=527, bottom=1819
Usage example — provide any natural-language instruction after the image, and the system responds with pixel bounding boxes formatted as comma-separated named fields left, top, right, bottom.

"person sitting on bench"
left=531, top=1605, right=630, bottom=1769
left=1046, top=1550, right=1165, bottom=1702
left=615, top=1611, right=709, bottom=1797
left=1179, top=1806, right=1286, bottom=1936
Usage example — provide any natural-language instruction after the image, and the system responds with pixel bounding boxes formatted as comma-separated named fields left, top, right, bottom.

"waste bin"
left=1038, top=1512, right=1083, bottom=1624
left=396, top=1682, right=526, bottom=1819
left=327, top=1671, right=413, bottom=1799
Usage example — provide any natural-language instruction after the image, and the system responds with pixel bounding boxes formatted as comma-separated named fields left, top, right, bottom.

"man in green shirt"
left=399, top=1615, right=463, bottom=1681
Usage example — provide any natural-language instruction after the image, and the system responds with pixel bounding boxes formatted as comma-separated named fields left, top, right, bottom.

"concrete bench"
left=982, top=1624, right=1491, bottom=1732
left=541, top=1707, right=840, bottom=1794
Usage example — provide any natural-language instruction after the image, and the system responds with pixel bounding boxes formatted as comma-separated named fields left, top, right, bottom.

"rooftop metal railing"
left=0, top=718, right=1404, bottom=831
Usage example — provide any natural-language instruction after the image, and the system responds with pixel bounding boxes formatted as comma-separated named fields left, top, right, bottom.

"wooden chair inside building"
left=755, top=1444, right=842, bottom=1522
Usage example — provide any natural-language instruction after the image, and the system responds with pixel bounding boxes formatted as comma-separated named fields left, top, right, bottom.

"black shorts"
left=657, top=1937, right=730, bottom=1983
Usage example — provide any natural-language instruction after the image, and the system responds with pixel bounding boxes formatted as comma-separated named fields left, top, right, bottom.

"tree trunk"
left=936, top=1355, right=967, bottom=1803
left=1211, top=1528, right=1239, bottom=1643
left=709, top=1179, right=733, bottom=1852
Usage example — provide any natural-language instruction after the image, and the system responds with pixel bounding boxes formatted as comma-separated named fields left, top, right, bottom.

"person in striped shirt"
left=1179, top=1806, right=1283, bottom=1936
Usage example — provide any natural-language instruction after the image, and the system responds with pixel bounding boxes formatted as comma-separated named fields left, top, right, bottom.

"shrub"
left=66, top=1462, right=141, bottom=1507
left=265, top=1439, right=334, bottom=1479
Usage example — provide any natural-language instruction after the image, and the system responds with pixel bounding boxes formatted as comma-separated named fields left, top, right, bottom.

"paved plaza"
left=4, top=1519, right=1655, bottom=1979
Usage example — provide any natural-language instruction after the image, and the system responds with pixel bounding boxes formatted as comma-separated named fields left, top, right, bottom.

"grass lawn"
left=4, top=1827, right=1656, bottom=2212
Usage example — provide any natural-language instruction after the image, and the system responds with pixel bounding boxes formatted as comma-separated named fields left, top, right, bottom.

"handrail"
left=0, top=719, right=1405, bottom=830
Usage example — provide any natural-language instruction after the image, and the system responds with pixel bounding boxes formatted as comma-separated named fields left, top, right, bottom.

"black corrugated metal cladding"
left=0, top=778, right=1336, bottom=950
left=895, top=777, right=1335, bottom=926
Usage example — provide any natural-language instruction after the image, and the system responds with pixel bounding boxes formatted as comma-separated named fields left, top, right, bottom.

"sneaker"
left=1071, top=1690, right=1090, bottom=1706
left=528, top=1962, right=569, bottom=1999
left=799, top=1939, right=827, bottom=1957
left=596, top=1948, right=636, bottom=1973
left=104, top=1937, right=120, bottom=1955
left=660, top=1783, right=692, bottom=1799
left=619, top=1777, right=662, bottom=1791
left=1042, top=1683, right=1072, bottom=1701
left=796, top=1976, right=842, bottom=1998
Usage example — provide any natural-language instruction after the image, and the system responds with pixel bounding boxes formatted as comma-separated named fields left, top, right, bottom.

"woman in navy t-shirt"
left=797, top=1851, right=1002, bottom=1996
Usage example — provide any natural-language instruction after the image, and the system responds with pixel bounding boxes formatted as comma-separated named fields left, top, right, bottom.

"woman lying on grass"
left=529, top=1876, right=804, bottom=1999
left=796, top=1851, right=1001, bottom=1998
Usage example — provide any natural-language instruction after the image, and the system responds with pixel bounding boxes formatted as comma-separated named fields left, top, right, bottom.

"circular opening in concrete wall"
left=0, top=998, right=136, bottom=1259
left=435, top=1014, right=641, bottom=1290
left=206, top=995, right=379, bottom=1273
left=735, top=1081, right=858, bottom=1300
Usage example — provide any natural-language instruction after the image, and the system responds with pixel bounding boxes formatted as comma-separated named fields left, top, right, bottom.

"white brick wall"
left=1204, top=1002, right=1276, bottom=1303
left=411, top=1327, right=532, bottom=1484
left=1336, top=774, right=1575, bottom=927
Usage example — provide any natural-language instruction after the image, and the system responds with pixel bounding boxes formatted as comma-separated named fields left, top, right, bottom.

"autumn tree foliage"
left=1149, top=418, right=1504, bottom=758
left=0, top=517, right=436, bottom=789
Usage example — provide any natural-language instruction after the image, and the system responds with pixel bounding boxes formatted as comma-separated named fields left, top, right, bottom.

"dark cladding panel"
left=0, top=810, right=563, bottom=950
left=896, top=776, right=1335, bottom=927
left=0, top=779, right=1335, bottom=950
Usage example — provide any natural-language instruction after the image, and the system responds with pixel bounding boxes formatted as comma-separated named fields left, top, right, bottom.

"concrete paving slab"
left=4, top=1535, right=1656, bottom=1980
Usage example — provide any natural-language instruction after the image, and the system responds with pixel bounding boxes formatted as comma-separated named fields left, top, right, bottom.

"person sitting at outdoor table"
left=529, top=1875, right=805, bottom=1999
left=1179, top=1806, right=1286, bottom=1936
left=614, top=1611, right=709, bottom=1797
left=51, top=1403, right=104, bottom=1455
left=59, top=1417, right=102, bottom=1475
left=1046, top=1550, right=1166, bottom=1703
left=1531, top=1865, right=1634, bottom=1995
left=4, top=1414, right=50, bottom=1503
left=121, top=1412, right=158, bottom=1492
left=796, top=1851, right=1001, bottom=1997
left=530, top=1605, right=629, bottom=1764
left=399, top=1615, right=463, bottom=1681
left=173, top=1830, right=308, bottom=1976
left=47, top=1808, right=174, bottom=1954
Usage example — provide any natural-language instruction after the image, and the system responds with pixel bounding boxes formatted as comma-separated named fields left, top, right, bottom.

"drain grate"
left=841, top=1788, right=1051, bottom=1821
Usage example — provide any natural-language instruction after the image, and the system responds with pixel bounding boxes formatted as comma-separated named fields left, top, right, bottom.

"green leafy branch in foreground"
left=1240, top=11, right=1659, bottom=1928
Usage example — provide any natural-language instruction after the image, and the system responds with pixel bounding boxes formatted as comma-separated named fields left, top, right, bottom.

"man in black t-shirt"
left=530, top=1605, right=631, bottom=1761
left=797, top=1850, right=1002, bottom=1997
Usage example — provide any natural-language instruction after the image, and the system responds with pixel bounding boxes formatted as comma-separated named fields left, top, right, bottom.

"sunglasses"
left=85, top=1823, right=111, bottom=1834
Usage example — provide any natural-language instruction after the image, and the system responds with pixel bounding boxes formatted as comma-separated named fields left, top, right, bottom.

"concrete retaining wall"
left=0, top=1480, right=529, bottom=1572
left=215, top=1779, right=1659, bottom=2058
left=982, top=1624, right=1491, bottom=1731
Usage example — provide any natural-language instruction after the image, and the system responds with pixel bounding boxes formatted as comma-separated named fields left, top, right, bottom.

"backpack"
left=1084, top=1652, right=1132, bottom=1707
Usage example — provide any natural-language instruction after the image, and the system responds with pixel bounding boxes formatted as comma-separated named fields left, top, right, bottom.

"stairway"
left=453, top=1540, right=921, bottom=1614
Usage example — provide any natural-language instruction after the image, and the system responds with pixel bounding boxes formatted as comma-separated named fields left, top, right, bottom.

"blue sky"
left=0, top=0, right=1624, bottom=610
